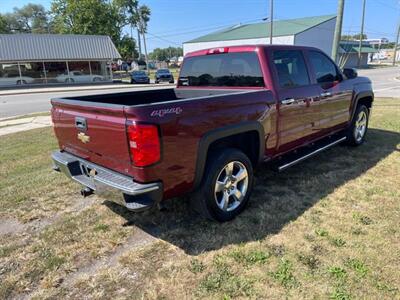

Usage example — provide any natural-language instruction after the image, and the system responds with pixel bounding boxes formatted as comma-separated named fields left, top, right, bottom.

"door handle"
left=281, top=98, right=295, bottom=105
left=320, top=91, right=332, bottom=97
left=75, top=117, right=87, bottom=131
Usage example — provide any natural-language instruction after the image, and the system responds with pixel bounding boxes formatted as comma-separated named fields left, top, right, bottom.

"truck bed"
left=55, top=88, right=250, bottom=107
left=51, top=87, right=271, bottom=183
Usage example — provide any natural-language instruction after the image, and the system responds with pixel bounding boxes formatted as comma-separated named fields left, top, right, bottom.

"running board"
left=278, top=136, right=347, bottom=172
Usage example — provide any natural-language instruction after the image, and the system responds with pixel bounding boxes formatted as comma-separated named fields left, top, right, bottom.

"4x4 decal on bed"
left=151, top=107, right=183, bottom=117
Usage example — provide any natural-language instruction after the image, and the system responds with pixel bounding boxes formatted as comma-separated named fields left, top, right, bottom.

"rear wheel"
left=191, top=148, right=254, bottom=222
left=346, top=104, right=369, bottom=146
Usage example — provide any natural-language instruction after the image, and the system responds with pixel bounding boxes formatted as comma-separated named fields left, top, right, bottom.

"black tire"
left=155, top=80, right=159, bottom=84
left=190, top=148, right=254, bottom=222
left=346, top=104, right=369, bottom=146
left=130, top=79, right=135, bottom=84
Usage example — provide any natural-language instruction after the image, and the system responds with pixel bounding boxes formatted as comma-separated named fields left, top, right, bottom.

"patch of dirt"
left=62, top=228, right=156, bottom=287
left=0, top=197, right=97, bottom=237
left=0, top=218, right=25, bottom=235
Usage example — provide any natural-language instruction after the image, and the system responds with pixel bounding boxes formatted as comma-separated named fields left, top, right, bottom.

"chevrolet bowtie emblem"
left=77, top=132, right=90, bottom=144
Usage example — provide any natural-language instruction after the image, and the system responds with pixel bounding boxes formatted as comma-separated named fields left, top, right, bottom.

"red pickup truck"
left=52, top=45, right=373, bottom=222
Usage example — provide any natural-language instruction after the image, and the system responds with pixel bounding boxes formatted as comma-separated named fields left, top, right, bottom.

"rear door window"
left=178, top=52, right=264, bottom=87
left=272, top=50, right=310, bottom=88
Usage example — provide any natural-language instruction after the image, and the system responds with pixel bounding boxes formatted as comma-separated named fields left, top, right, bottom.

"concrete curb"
left=0, top=116, right=52, bottom=136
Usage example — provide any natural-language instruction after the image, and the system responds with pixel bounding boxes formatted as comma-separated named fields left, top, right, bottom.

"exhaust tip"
left=81, top=187, right=94, bottom=198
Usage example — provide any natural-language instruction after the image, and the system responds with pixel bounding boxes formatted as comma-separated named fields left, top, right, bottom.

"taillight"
left=127, top=123, right=161, bottom=167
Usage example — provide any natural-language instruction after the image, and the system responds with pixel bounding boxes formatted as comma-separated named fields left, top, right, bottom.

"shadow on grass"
left=104, top=128, right=400, bottom=255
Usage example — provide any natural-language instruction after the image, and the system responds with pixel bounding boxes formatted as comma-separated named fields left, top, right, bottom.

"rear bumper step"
left=51, top=151, right=162, bottom=211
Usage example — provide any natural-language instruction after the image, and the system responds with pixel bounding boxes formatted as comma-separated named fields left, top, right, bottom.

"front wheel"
left=191, top=148, right=254, bottom=222
left=346, top=104, right=369, bottom=146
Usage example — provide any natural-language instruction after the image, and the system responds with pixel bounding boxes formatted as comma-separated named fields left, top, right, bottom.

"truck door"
left=307, top=50, right=353, bottom=134
left=271, top=49, right=319, bottom=153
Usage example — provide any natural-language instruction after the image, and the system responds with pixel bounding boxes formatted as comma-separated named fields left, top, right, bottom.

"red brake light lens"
left=127, top=123, right=160, bottom=167
left=207, top=47, right=229, bottom=55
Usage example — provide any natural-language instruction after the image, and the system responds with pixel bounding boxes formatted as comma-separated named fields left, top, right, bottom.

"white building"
left=183, top=15, right=337, bottom=56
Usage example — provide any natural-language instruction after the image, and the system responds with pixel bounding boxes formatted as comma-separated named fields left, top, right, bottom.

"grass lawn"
left=0, top=98, right=399, bottom=299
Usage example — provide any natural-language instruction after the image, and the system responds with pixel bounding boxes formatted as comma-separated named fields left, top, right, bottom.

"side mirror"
left=343, top=68, right=358, bottom=79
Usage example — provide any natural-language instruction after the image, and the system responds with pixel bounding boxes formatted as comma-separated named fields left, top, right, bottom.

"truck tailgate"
left=51, top=100, right=132, bottom=176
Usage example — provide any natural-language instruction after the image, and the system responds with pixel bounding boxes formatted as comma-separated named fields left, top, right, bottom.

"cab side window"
left=309, top=51, right=340, bottom=84
left=272, top=50, right=310, bottom=88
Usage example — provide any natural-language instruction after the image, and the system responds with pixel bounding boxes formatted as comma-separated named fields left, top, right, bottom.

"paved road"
left=1, top=66, right=398, bottom=118
left=358, top=66, right=400, bottom=98
left=0, top=85, right=171, bottom=119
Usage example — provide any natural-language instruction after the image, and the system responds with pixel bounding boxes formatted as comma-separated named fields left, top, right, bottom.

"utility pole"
left=137, top=29, right=142, bottom=60
left=357, top=0, right=366, bottom=67
left=332, top=0, right=345, bottom=62
left=269, top=0, right=274, bottom=44
left=142, top=30, right=149, bottom=74
left=393, top=20, right=400, bottom=66
left=131, top=25, right=135, bottom=61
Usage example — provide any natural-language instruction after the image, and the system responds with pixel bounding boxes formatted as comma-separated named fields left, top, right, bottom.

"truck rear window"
left=178, top=52, right=264, bottom=87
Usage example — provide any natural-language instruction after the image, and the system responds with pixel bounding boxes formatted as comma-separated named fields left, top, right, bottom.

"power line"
left=146, top=16, right=267, bottom=40
left=146, top=32, right=182, bottom=46
left=373, top=0, right=399, bottom=11
left=149, top=15, right=266, bottom=36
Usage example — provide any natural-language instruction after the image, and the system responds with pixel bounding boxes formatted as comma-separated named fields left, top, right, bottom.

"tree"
left=136, top=5, right=151, bottom=70
left=341, top=33, right=368, bottom=41
left=3, top=4, right=50, bottom=33
left=51, top=0, right=149, bottom=60
left=149, top=47, right=183, bottom=61
left=117, top=35, right=139, bottom=59
left=0, top=14, right=10, bottom=33
left=1, top=4, right=50, bottom=33
left=116, top=1, right=151, bottom=60
left=51, top=0, right=124, bottom=44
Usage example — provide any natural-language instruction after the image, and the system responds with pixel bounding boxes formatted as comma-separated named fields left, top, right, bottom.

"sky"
left=0, top=0, right=399, bottom=52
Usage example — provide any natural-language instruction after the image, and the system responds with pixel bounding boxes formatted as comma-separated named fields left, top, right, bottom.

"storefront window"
left=67, top=61, right=101, bottom=83
left=19, top=62, right=46, bottom=84
left=91, top=61, right=111, bottom=81
left=44, top=62, right=68, bottom=84
left=0, top=63, right=22, bottom=86
left=0, top=61, right=113, bottom=86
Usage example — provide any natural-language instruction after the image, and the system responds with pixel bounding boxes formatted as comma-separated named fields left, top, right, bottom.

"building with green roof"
left=183, top=15, right=337, bottom=56
left=338, top=41, right=378, bottom=68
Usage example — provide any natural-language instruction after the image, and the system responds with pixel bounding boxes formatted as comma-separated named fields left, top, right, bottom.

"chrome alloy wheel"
left=214, top=161, right=249, bottom=212
left=354, top=110, right=367, bottom=142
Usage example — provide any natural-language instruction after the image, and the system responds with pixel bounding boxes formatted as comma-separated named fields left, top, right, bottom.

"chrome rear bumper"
left=52, top=151, right=162, bottom=211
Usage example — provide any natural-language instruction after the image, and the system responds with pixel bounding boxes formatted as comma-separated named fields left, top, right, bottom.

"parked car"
left=51, top=45, right=373, bottom=222
left=130, top=70, right=150, bottom=84
left=0, top=75, right=35, bottom=86
left=155, top=69, right=174, bottom=84
left=56, top=71, right=104, bottom=83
